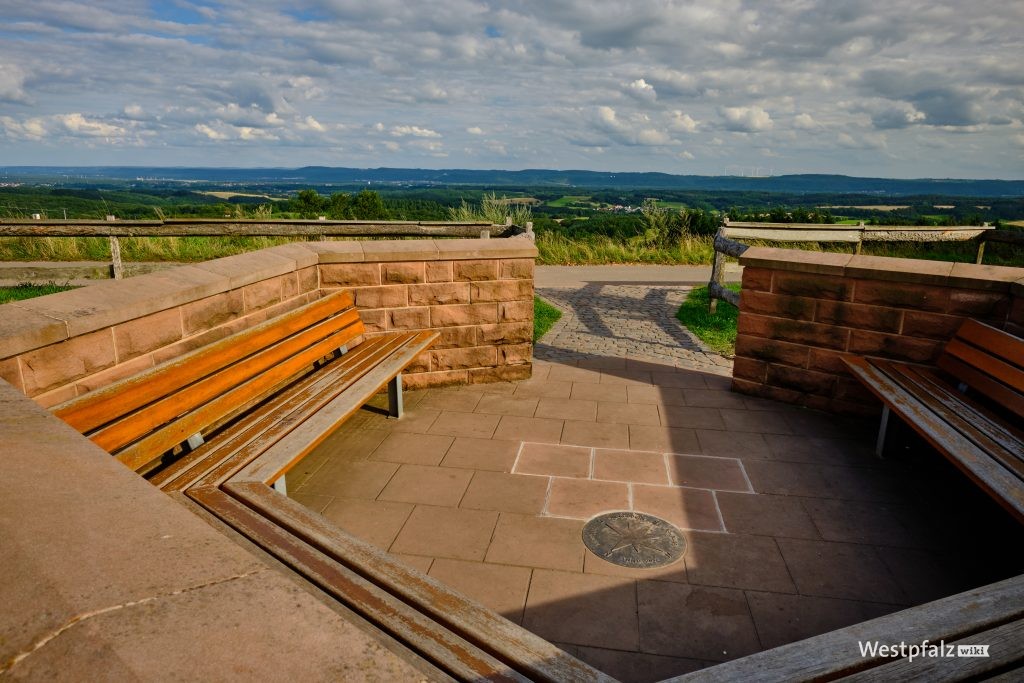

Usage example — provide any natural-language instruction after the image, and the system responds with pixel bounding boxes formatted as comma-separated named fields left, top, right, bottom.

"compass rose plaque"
left=582, top=511, right=686, bottom=568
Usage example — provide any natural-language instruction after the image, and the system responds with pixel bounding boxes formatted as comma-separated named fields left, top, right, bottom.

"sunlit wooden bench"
left=843, top=318, right=1024, bottom=523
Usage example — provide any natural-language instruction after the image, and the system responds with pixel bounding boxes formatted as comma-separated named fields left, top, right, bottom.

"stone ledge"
left=0, top=380, right=425, bottom=680
left=0, top=239, right=538, bottom=359
left=740, top=246, right=1024, bottom=291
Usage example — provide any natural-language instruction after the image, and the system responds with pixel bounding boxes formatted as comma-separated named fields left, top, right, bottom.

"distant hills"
left=2, top=166, right=1023, bottom=197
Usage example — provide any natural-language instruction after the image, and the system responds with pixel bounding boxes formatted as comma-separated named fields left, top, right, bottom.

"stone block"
left=425, top=261, right=453, bottom=282
left=946, top=290, right=1010, bottom=318
left=402, top=369, right=469, bottom=389
left=845, top=255, right=953, bottom=285
left=773, top=272, right=853, bottom=301
left=181, top=290, right=245, bottom=336
left=806, top=348, right=855, bottom=375
left=357, top=309, right=386, bottom=333
left=319, top=263, right=380, bottom=287
left=431, top=303, right=498, bottom=327
left=297, top=266, right=319, bottom=293
left=303, top=240, right=364, bottom=263
left=478, top=322, right=532, bottom=345
left=434, top=325, right=479, bottom=349
left=354, top=285, right=407, bottom=309
left=471, top=279, right=533, bottom=303
left=74, top=354, right=156, bottom=395
left=732, top=356, right=767, bottom=383
left=765, top=364, right=836, bottom=395
left=500, top=259, right=535, bottom=280
left=437, top=239, right=538, bottom=260
left=499, top=300, right=534, bottom=322
left=454, top=260, right=498, bottom=281
left=739, top=247, right=851, bottom=275
left=948, top=262, right=1023, bottom=291
left=469, top=364, right=532, bottom=384
left=242, top=276, right=285, bottom=312
left=734, top=335, right=809, bottom=368
left=901, top=311, right=964, bottom=340
left=113, top=308, right=183, bottom=362
left=853, top=280, right=949, bottom=312
left=815, top=300, right=903, bottom=333
left=848, top=330, right=942, bottom=363
left=0, top=305, right=68, bottom=359
left=387, top=307, right=430, bottom=330
left=192, top=250, right=297, bottom=289
left=382, top=262, right=425, bottom=284
left=432, top=346, right=497, bottom=371
left=740, top=290, right=815, bottom=320
left=738, top=313, right=849, bottom=350
left=361, top=240, right=439, bottom=262
left=498, top=343, right=533, bottom=365
left=31, top=383, right=78, bottom=408
left=0, top=357, right=23, bottom=392
left=21, top=329, right=117, bottom=396
left=408, top=282, right=471, bottom=306
left=406, top=350, right=431, bottom=373
left=741, top=267, right=773, bottom=292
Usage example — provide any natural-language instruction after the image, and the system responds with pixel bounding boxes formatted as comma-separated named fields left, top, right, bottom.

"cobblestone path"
left=535, top=284, right=733, bottom=374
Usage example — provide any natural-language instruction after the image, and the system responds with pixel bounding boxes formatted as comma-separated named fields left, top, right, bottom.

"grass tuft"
left=675, top=284, right=741, bottom=355
left=0, top=282, right=77, bottom=304
left=534, top=296, right=561, bottom=342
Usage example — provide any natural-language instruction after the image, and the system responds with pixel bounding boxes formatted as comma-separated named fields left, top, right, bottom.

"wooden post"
left=106, top=215, right=124, bottom=280
left=708, top=249, right=725, bottom=314
left=480, top=229, right=490, bottom=239
left=976, top=223, right=990, bottom=264
left=855, top=222, right=865, bottom=255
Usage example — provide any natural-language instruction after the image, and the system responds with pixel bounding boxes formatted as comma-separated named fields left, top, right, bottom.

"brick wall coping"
left=0, top=238, right=537, bottom=360
left=739, top=246, right=1024, bottom=294
left=0, top=380, right=424, bottom=679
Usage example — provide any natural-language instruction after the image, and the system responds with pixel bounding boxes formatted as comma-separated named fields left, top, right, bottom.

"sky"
left=1, top=0, right=1022, bottom=178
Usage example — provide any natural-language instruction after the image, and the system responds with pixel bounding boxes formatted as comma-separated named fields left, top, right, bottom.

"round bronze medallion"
left=582, top=511, right=686, bottom=568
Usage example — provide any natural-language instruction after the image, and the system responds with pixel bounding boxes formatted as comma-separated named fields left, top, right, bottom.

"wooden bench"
left=49, top=288, right=610, bottom=682
left=843, top=318, right=1024, bottom=523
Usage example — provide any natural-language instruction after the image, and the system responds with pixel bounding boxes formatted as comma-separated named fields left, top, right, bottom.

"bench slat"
left=225, top=481, right=614, bottom=683
left=233, top=331, right=437, bottom=484
left=55, top=290, right=361, bottom=433
left=956, top=318, right=1024, bottom=368
left=840, top=618, right=1024, bottom=682
left=156, top=334, right=417, bottom=491
left=149, top=334, right=409, bottom=489
left=943, top=338, right=1024, bottom=396
left=91, top=308, right=362, bottom=453
left=113, top=321, right=366, bottom=471
left=882, top=362, right=1024, bottom=479
left=664, top=574, right=1024, bottom=683
left=937, top=354, right=1024, bottom=422
left=843, top=356, right=1024, bottom=521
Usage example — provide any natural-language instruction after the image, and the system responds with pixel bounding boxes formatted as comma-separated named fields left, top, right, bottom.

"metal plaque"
left=582, top=512, right=686, bottom=568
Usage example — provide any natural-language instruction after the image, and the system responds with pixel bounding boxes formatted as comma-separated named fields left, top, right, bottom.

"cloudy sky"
left=1, top=0, right=1022, bottom=178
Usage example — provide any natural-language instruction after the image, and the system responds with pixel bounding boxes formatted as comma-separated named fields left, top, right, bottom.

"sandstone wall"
left=731, top=247, right=1024, bottom=415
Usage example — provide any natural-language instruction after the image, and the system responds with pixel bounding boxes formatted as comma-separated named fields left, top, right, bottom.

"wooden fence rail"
left=707, top=220, right=1007, bottom=312
left=0, top=218, right=533, bottom=279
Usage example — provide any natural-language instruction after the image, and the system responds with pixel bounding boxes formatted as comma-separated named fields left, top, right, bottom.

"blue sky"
left=1, top=0, right=1022, bottom=178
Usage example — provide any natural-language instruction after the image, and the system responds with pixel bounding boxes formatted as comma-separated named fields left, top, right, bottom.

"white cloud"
left=195, top=123, right=228, bottom=140
left=625, top=78, right=657, bottom=101
left=669, top=110, right=698, bottom=133
left=793, top=113, right=820, bottom=130
left=390, top=125, right=442, bottom=138
left=466, top=126, right=484, bottom=135
left=721, top=106, right=774, bottom=132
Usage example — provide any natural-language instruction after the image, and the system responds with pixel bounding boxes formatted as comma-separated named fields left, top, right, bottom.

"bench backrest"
left=938, top=318, right=1024, bottom=421
left=53, top=290, right=364, bottom=472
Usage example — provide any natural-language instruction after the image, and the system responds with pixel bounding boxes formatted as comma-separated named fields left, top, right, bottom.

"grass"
left=0, top=282, right=77, bottom=304
left=676, top=284, right=741, bottom=355
left=534, top=296, right=561, bottom=342
left=535, top=232, right=715, bottom=265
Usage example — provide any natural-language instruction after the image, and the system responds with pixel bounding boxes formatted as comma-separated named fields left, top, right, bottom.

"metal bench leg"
left=388, top=373, right=403, bottom=419
left=272, top=475, right=287, bottom=496
left=874, top=406, right=890, bottom=459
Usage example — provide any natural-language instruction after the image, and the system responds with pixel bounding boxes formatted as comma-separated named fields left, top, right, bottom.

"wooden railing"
left=706, top=220, right=1011, bottom=312
left=0, top=217, right=534, bottom=279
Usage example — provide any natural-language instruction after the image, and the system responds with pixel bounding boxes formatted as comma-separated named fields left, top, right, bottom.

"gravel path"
left=535, top=283, right=733, bottom=374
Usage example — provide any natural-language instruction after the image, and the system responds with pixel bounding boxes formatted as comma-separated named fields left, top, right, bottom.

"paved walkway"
left=291, top=268, right=1020, bottom=683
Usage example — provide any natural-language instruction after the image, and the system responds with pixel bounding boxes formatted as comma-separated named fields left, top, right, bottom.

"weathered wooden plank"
left=843, top=357, right=1024, bottom=522
left=937, top=355, right=1024, bottom=421
left=956, top=319, right=1024, bottom=369
left=722, top=227, right=863, bottom=242
left=944, top=339, right=1024, bottom=395
left=226, top=481, right=615, bottom=683
left=92, top=311, right=362, bottom=452
left=664, top=574, right=1024, bottom=683
left=160, top=335, right=413, bottom=491
left=54, top=290, right=359, bottom=432
left=233, top=331, right=438, bottom=484
left=840, top=618, right=1024, bottom=682
left=0, top=220, right=507, bottom=238
left=187, top=485, right=529, bottom=683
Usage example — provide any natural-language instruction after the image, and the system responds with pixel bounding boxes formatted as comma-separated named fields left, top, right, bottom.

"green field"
left=546, top=195, right=593, bottom=208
